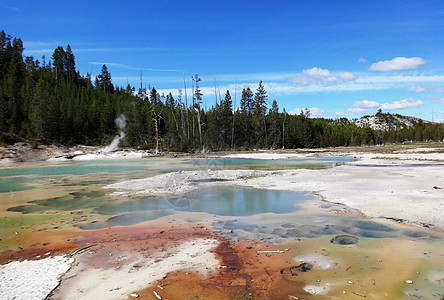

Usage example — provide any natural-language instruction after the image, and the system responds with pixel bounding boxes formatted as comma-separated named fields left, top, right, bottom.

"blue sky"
left=3, top=0, right=444, bottom=121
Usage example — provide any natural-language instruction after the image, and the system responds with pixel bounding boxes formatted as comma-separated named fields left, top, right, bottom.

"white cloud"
left=302, top=67, right=338, bottom=83
left=287, top=67, right=357, bottom=87
left=353, top=100, right=380, bottom=108
left=341, top=97, right=423, bottom=116
left=338, top=72, right=356, bottom=81
left=289, top=107, right=325, bottom=117
left=369, top=57, right=426, bottom=72
left=355, top=74, right=444, bottom=84
left=431, top=97, right=444, bottom=104
left=89, top=62, right=182, bottom=72
left=287, top=75, right=316, bottom=86
left=408, top=85, right=426, bottom=93
left=380, top=97, right=423, bottom=110
left=346, top=107, right=369, bottom=115
left=358, top=57, right=367, bottom=63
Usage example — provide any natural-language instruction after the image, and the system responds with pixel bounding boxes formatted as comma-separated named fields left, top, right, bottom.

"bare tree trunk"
left=153, top=111, right=159, bottom=154
left=214, top=79, right=218, bottom=107
left=178, top=89, right=186, bottom=139
left=183, top=75, right=190, bottom=143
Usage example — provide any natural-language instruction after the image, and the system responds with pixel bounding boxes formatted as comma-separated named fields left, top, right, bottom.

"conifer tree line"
left=1, top=30, right=443, bottom=151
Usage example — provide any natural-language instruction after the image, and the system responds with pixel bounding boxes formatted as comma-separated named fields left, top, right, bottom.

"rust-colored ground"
left=133, top=238, right=310, bottom=300
left=2, top=216, right=443, bottom=300
left=1, top=217, right=314, bottom=299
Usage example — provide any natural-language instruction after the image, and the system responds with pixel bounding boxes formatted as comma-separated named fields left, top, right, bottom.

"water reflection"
left=212, top=213, right=442, bottom=243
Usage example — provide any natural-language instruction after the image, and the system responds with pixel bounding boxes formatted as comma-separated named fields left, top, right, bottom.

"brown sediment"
left=0, top=229, right=80, bottom=264
left=137, top=239, right=310, bottom=300
left=2, top=214, right=444, bottom=299
left=0, top=217, right=212, bottom=263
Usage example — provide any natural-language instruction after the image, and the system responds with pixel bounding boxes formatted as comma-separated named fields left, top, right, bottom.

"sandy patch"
left=52, top=238, right=219, bottom=300
left=237, top=164, right=444, bottom=229
left=105, top=169, right=257, bottom=196
left=303, top=283, right=331, bottom=295
left=0, top=255, right=74, bottom=300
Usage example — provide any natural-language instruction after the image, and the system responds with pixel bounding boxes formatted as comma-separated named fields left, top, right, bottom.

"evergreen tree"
left=240, top=87, right=253, bottom=114
left=150, top=87, right=158, bottom=105
left=268, top=99, right=279, bottom=149
left=65, top=45, right=77, bottom=86
left=219, top=90, right=233, bottom=146
left=2, top=30, right=444, bottom=150
left=7, top=37, right=26, bottom=133
left=0, top=30, right=12, bottom=82
left=52, top=46, right=66, bottom=84
left=252, top=81, right=268, bottom=147
left=95, top=64, right=113, bottom=93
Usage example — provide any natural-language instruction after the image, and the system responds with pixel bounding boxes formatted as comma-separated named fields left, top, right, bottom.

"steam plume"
left=100, top=114, right=127, bottom=153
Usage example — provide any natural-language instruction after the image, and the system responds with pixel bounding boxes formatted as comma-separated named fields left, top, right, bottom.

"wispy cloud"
left=289, top=107, right=325, bottom=116
left=369, top=57, right=426, bottom=72
left=338, top=72, right=356, bottom=81
left=89, top=62, right=182, bottom=73
left=355, top=74, right=444, bottom=84
left=7, top=6, right=20, bottom=11
left=345, top=107, right=369, bottom=115
left=353, top=100, right=380, bottom=109
left=23, top=49, right=54, bottom=56
left=408, top=85, right=426, bottom=93
left=112, top=69, right=444, bottom=100
left=350, top=97, right=423, bottom=112
left=77, top=46, right=166, bottom=53
left=23, top=45, right=167, bottom=57
left=430, top=97, right=444, bottom=104
left=288, top=67, right=354, bottom=86
left=380, top=97, right=423, bottom=109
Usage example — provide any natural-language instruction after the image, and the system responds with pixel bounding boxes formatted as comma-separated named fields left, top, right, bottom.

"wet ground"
left=1, top=156, right=444, bottom=299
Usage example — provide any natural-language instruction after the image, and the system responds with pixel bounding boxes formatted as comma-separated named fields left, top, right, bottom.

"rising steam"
left=100, top=114, right=127, bottom=153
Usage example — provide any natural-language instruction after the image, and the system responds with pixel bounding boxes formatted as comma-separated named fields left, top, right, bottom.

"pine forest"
left=1, top=30, right=443, bottom=152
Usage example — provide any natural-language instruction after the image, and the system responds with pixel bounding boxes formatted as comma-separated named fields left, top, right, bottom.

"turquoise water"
left=187, top=156, right=353, bottom=170
left=1, top=156, right=346, bottom=227
left=8, top=186, right=313, bottom=225
left=0, top=156, right=353, bottom=193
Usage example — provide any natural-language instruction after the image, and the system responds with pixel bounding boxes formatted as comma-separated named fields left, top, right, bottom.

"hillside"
left=352, top=111, right=431, bottom=131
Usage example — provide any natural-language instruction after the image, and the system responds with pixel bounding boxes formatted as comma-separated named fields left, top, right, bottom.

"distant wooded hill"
left=1, top=30, right=443, bottom=151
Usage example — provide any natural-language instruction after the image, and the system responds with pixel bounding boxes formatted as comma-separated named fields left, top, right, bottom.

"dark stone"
left=281, top=262, right=313, bottom=277
left=330, top=234, right=359, bottom=245
left=291, top=262, right=313, bottom=274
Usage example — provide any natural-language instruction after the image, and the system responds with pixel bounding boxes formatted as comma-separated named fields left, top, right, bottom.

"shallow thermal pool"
left=1, top=155, right=444, bottom=299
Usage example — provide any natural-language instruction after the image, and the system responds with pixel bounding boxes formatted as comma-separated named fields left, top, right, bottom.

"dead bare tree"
left=193, top=74, right=203, bottom=151
left=152, top=107, right=160, bottom=154
left=178, top=89, right=187, bottom=140
left=182, top=74, right=190, bottom=143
